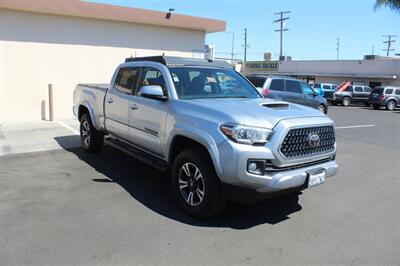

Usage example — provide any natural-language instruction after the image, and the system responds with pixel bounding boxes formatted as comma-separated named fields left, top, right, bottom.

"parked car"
left=313, top=83, right=337, bottom=97
left=246, top=75, right=329, bottom=114
left=370, top=86, right=400, bottom=111
left=326, top=81, right=372, bottom=106
left=73, top=56, right=338, bottom=218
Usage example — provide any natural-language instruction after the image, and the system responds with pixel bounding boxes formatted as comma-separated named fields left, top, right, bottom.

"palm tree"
left=375, top=0, right=400, bottom=12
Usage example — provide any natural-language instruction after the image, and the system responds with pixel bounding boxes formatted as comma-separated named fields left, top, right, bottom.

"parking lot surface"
left=1, top=106, right=399, bottom=265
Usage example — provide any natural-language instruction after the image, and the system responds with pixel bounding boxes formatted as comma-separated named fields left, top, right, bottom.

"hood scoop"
left=261, top=102, right=290, bottom=109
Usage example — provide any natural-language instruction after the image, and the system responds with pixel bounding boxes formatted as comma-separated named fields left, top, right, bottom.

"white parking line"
left=336, top=124, right=375, bottom=129
left=57, top=121, right=80, bottom=135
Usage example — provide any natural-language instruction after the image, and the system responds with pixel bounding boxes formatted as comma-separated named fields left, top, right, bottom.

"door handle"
left=130, top=104, right=139, bottom=110
left=107, top=98, right=113, bottom=104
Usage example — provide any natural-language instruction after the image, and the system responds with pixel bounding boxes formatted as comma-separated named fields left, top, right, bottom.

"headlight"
left=220, top=124, right=272, bottom=145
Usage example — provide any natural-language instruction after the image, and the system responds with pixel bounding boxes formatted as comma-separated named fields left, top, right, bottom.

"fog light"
left=247, top=160, right=265, bottom=175
left=248, top=162, right=258, bottom=172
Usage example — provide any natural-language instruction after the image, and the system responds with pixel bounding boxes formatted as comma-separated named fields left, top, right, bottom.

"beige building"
left=245, top=57, right=400, bottom=88
left=0, top=0, right=225, bottom=122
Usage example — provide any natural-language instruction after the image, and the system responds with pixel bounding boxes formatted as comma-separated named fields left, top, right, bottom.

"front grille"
left=280, top=126, right=335, bottom=159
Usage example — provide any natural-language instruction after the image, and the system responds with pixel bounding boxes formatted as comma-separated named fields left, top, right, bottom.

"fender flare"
left=166, top=125, right=224, bottom=177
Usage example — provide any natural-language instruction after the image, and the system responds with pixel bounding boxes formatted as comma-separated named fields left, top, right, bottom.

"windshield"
left=169, top=67, right=260, bottom=99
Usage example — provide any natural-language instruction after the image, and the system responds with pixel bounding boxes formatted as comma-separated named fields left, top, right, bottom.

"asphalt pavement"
left=0, top=106, right=399, bottom=265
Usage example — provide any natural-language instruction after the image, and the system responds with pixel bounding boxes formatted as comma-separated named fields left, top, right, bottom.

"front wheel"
left=171, top=149, right=227, bottom=218
left=386, top=100, right=396, bottom=111
left=80, top=113, right=104, bottom=153
left=318, top=104, right=327, bottom=114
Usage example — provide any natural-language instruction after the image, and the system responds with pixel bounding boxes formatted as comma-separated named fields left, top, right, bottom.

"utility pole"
left=371, top=45, right=375, bottom=55
left=243, top=28, right=248, bottom=64
left=231, top=32, right=235, bottom=60
left=336, top=38, right=340, bottom=60
left=274, top=11, right=290, bottom=58
left=382, top=35, right=397, bottom=56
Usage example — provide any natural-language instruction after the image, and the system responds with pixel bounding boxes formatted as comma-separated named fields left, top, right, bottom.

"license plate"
left=308, top=171, right=325, bottom=188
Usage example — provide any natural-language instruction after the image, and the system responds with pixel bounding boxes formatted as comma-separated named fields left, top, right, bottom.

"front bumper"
left=217, top=118, right=338, bottom=196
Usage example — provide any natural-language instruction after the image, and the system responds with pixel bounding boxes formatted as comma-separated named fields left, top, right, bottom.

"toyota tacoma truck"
left=73, top=56, right=338, bottom=218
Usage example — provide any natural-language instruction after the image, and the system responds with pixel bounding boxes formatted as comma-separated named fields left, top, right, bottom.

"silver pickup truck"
left=73, top=56, right=338, bottom=218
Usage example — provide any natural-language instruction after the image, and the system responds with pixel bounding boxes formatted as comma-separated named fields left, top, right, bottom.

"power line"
left=336, top=38, right=340, bottom=60
left=382, top=35, right=397, bottom=56
left=273, top=11, right=290, bottom=58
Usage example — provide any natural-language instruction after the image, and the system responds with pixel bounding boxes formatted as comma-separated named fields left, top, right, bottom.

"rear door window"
left=395, top=89, right=400, bottom=96
left=313, top=84, right=321, bottom=89
left=114, top=67, right=140, bottom=94
left=385, top=89, right=393, bottom=95
left=285, top=80, right=302, bottom=93
left=269, top=79, right=285, bottom=91
left=354, top=86, right=363, bottom=92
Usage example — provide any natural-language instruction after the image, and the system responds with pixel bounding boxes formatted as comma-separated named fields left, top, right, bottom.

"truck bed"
left=73, top=83, right=110, bottom=131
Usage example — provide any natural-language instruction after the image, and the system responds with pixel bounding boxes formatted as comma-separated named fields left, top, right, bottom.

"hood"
left=174, top=98, right=326, bottom=129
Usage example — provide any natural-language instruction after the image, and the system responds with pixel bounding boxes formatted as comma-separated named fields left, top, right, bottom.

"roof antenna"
left=166, top=8, right=175, bottom=19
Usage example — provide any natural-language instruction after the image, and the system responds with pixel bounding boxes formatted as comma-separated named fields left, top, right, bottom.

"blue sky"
left=91, top=0, right=399, bottom=61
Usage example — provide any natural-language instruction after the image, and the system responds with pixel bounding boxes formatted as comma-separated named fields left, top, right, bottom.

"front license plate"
left=308, top=171, right=325, bottom=188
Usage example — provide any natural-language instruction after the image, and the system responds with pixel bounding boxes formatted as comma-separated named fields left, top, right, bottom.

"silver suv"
left=370, top=86, right=400, bottom=110
left=73, top=56, right=338, bottom=218
left=246, top=75, right=329, bottom=114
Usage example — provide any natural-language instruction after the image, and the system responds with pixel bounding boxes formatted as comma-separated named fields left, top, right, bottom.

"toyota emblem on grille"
left=308, top=133, right=321, bottom=148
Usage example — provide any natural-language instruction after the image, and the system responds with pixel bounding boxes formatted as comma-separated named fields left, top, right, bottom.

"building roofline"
left=247, top=71, right=398, bottom=80
left=0, top=0, right=226, bottom=33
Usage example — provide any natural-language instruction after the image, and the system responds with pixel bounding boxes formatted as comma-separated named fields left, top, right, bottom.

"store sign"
left=245, top=61, right=279, bottom=71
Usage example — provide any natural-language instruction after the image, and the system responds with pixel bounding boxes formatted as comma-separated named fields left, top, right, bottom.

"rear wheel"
left=342, top=97, right=351, bottom=107
left=80, top=113, right=104, bottom=153
left=373, top=104, right=380, bottom=110
left=386, top=100, right=396, bottom=111
left=171, top=149, right=227, bottom=218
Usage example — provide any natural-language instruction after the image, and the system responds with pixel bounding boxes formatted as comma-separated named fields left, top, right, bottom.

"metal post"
left=48, top=84, right=54, bottom=121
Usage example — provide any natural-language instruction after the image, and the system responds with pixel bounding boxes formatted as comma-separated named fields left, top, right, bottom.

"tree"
left=375, top=0, right=400, bottom=12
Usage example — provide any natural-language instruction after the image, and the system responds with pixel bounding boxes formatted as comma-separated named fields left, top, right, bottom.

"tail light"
left=263, top=88, right=270, bottom=96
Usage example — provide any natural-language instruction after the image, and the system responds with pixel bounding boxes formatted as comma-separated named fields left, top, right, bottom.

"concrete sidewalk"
left=0, top=119, right=81, bottom=156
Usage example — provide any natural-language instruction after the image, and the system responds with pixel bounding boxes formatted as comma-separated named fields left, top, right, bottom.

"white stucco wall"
left=0, top=9, right=206, bottom=122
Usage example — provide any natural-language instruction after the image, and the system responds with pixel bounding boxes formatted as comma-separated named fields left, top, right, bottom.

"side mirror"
left=139, top=85, right=167, bottom=101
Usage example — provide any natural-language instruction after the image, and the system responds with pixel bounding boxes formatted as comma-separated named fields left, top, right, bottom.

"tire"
left=318, top=104, right=327, bottom=114
left=373, top=104, right=380, bottom=110
left=171, top=149, right=227, bottom=218
left=80, top=113, right=104, bottom=153
left=342, top=97, right=351, bottom=107
left=386, top=100, right=396, bottom=111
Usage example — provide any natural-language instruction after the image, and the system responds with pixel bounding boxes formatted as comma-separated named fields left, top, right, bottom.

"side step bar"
left=105, top=137, right=168, bottom=172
